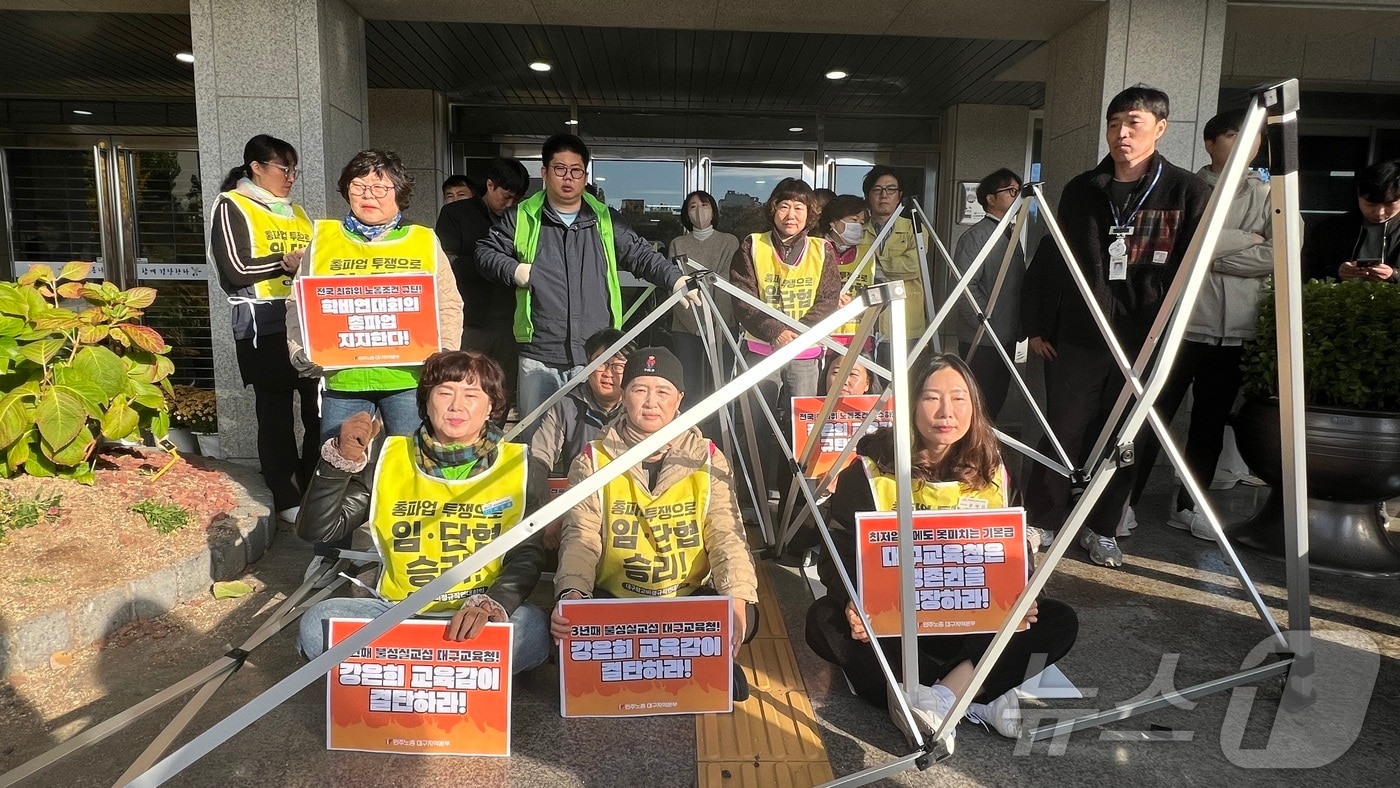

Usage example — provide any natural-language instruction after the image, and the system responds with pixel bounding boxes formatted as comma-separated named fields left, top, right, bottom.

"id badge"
left=1109, top=236, right=1128, bottom=281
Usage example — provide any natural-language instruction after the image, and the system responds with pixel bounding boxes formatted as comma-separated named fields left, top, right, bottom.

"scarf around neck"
left=616, top=416, right=674, bottom=461
left=344, top=210, right=403, bottom=241
left=235, top=177, right=294, bottom=218
left=690, top=226, right=716, bottom=242
left=415, top=422, right=502, bottom=479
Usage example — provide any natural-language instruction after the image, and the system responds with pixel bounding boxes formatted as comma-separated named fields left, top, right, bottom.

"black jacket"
left=298, top=438, right=547, bottom=614
left=475, top=200, right=681, bottom=366
left=1021, top=152, right=1211, bottom=352
left=1302, top=210, right=1400, bottom=282
left=436, top=196, right=516, bottom=330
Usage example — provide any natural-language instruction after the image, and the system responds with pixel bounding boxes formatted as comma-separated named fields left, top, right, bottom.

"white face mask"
left=687, top=204, right=714, bottom=230
left=838, top=219, right=865, bottom=246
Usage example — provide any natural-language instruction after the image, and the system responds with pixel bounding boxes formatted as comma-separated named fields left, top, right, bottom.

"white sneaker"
left=1168, top=508, right=1217, bottom=542
left=1079, top=530, right=1124, bottom=567
left=1026, top=526, right=1056, bottom=553
left=888, top=682, right=957, bottom=754
left=968, top=688, right=1023, bottom=739
left=1115, top=506, right=1138, bottom=537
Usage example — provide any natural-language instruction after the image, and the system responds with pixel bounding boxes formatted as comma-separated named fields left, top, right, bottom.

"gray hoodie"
left=1186, top=167, right=1273, bottom=343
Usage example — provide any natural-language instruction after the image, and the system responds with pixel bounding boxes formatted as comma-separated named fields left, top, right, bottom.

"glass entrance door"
left=702, top=150, right=814, bottom=237
left=1, top=134, right=210, bottom=386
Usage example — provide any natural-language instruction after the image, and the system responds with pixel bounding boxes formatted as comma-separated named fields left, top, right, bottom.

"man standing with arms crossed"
left=1020, top=85, right=1210, bottom=567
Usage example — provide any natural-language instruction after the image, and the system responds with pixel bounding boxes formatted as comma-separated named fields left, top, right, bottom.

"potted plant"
left=166, top=385, right=218, bottom=458
left=1234, top=278, right=1400, bottom=577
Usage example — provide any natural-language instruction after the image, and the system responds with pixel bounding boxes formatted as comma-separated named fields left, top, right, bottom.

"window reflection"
left=710, top=164, right=802, bottom=237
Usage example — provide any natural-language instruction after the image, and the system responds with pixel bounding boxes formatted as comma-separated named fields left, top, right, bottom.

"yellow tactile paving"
left=697, top=561, right=832, bottom=788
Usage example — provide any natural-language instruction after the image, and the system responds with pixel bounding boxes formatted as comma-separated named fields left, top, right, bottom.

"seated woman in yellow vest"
left=549, top=347, right=761, bottom=700
left=728, top=178, right=842, bottom=511
left=209, top=134, right=320, bottom=524
left=805, top=354, right=1078, bottom=753
left=296, top=350, right=551, bottom=674
left=285, top=148, right=465, bottom=442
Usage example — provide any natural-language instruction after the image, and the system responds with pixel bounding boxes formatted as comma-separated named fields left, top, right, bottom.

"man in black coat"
left=1302, top=160, right=1400, bottom=284
left=436, top=157, right=530, bottom=406
left=1020, top=85, right=1211, bottom=568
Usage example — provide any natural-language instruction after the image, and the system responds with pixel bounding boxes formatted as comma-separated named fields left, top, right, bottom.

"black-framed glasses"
left=261, top=161, right=298, bottom=179
left=993, top=185, right=1021, bottom=198
left=549, top=164, right=587, bottom=180
left=348, top=182, right=396, bottom=198
left=870, top=186, right=901, bottom=197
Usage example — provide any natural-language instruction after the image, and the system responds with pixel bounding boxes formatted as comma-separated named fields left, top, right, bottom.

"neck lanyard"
left=1108, top=160, right=1163, bottom=237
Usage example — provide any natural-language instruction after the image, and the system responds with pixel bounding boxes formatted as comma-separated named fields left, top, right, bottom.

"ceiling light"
left=788, top=127, right=804, bottom=132
left=565, top=119, right=579, bottom=125
left=755, top=180, right=766, bottom=184
left=529, top=61, right=552, bottom=72
left=825, top=69, right=849, bottom=80
left=175, top=52, right=195, bottom=64
left=72, top=109, right=93, bottom=116
left=595, top=177, right=606, bottom=182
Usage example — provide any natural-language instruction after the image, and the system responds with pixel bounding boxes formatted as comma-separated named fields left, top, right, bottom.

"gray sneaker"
left=1079, top=530, right=1124, bottom=567
left=1168, top=508, right=1217, bottom=542
left=1115, top=506, right=1138, bottom=537
left=1026, top=526, right=1056, bottom=552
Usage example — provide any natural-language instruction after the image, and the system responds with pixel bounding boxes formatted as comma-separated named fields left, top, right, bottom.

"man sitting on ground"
left=549, top=347, right=760, bottom=699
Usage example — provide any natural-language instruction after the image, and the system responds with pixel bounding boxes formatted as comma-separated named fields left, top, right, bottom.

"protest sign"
left=295, top=273, right=440, bottom=369
left=855, top=508, right=1027, bottom=638
left=559, top=596, right=731, bottom=717
left=791, top=394, right=894, bottom=478
left=547, top=477, right=569, bottom=499
left=327, top=618, right=512, bottom=756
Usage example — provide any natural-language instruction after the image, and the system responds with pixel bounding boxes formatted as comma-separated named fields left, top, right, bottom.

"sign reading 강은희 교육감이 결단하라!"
left=559, top=596, right=732, bottom=718
left=791, top=394, right=894, bottom=479
left=295, top=273, right=441, bottom=369
left=326, top=618, right=512, bottom=757
left=856, top=509, right=1028, bottom=638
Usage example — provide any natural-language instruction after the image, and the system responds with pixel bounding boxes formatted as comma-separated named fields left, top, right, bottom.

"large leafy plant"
left=1242, top=279, right=1400, bottom=413
left=0, top=262, right=175, bottom=483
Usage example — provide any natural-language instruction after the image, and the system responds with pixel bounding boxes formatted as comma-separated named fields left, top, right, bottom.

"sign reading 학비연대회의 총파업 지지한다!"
left=326, top=618, right=512, bottom=757
left=295, top=273, right=441, bottom=369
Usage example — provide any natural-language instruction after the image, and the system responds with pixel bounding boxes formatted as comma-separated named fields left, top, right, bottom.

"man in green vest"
left=476, top=134, right=697, bottom=440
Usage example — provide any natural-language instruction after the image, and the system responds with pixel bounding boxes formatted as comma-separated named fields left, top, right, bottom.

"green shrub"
left=1242, top=279, right=1400, bottom=412
left=0, top=263, right=175, bottom=483
left=0, top=488, right=62, bottom=541
left=131, top=498, right=189, bottom=534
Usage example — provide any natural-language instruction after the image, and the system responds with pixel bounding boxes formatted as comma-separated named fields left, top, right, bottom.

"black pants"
left=960, top=341, right=1014, bottom=420
left=1128, top=341, right=1246, bottom=512
left=1024, top=341, right=1126, bottom=536
left=236, top=336, right=321, bottom=512
left=462, top=325, right=519, bottom=412
left=805, top=595, right=1078, bottom=707
left=670, top=330, right=733, bottom=441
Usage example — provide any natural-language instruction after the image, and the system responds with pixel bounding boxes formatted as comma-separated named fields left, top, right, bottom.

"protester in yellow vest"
left=285, top=149, right=464, bottom=443
left=210, top=134, right=319, bottom=525
left=805, top=354, right=1078, bottom=752
left=818, top=193, right=874, bottom=343
left=550, top=347, right=761, bottom=700
left=295, top=350, right=551, bottom=672
left=862, top=166, right=928, bottom=342
left=728, top=178, right=842, bottom=516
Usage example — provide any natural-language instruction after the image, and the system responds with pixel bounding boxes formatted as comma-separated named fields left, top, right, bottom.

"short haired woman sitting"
left=296, top=351, right=551, bottom=673
left=805, top=354, right=1078, bottom=751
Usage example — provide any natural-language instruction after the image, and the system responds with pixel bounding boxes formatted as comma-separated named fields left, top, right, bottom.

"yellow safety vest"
left=750, top=233, right=826, bottom=321
left=369, top=436, right=528, bottom=615
left=835, top=242, right=872, bottom=337
left=862, top=456, right=1009, bottom=511
left=221, top=191, right=311, bottom=300
left=592, top=441, right=712, bottom=598
left=308, top=220, right=437, bottom=277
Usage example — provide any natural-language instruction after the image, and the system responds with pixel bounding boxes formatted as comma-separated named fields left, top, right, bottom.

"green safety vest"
left=511, top=191, right=622, bottom=344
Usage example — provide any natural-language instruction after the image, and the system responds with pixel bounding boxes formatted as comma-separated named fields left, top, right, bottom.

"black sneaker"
left=733, top=662, right=750, bottom=702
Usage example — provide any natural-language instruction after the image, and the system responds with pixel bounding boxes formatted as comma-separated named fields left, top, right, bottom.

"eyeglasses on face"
left=262, top=161, right=298, bottom=179
left=870, top=186, right=901, bottom=197
left=348, top=182, right=396, bottom=198
left=549, top=164, right=587, bottom=180
left=993, top=185, right=1021, bottom=198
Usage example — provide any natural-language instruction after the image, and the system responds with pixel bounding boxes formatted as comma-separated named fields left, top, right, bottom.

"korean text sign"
left=791, top=395, right=894, bottom=478
left=326, top=618, right=512, bottom=756
left=855, top=509, right=1027, bottom=637
left=559, top=596, right=731, bottom=717
left=295, top=273, right=441, bottom=369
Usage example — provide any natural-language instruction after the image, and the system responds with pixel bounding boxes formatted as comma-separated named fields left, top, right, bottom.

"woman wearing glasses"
left=285, top=149, right=464, bottom=579
left=210, top=134, right=319, bottom=524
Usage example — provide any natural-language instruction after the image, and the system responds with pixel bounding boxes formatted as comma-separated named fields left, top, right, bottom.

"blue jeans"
left=516, top=356, right=583, bottom=443
left=297, top=597, right=552, bottom=674
left=319, top=388, right=420, bottom=441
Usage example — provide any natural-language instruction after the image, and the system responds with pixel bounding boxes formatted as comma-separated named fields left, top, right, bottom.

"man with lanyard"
left=1020, top=84, right=1210, bottom=568
left=475, top=133, right=698, bottom=441
left=550, top=348, right=760, bottom=699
